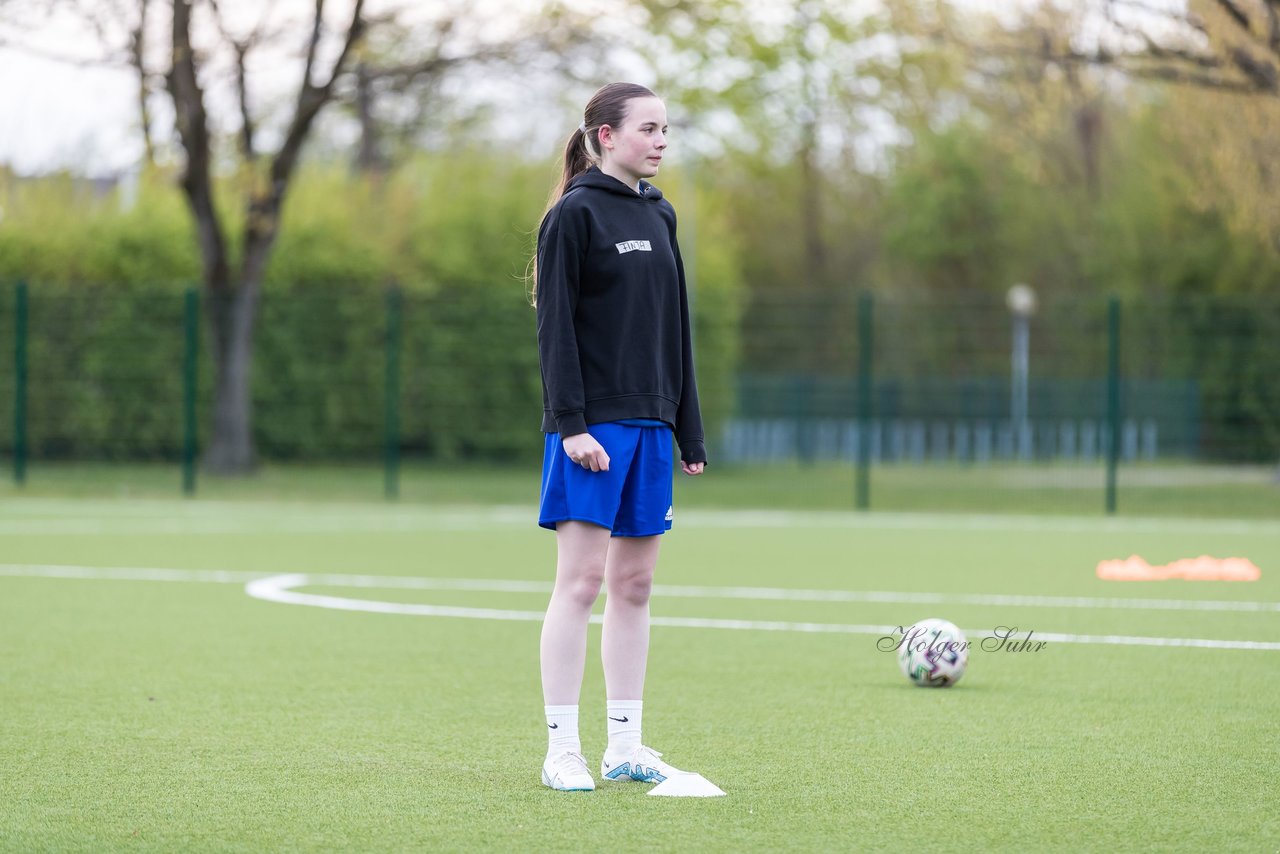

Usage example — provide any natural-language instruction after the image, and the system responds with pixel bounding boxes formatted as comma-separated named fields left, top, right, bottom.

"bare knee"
left=609, top=567, right=654, bottom=607
left=555, top=564, right=605, bottom=610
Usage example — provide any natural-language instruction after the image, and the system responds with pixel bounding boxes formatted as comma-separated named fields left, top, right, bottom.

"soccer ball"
left=897, top=618, right=969, bottom=687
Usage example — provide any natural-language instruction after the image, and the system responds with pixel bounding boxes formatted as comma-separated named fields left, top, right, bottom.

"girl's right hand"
left=561, top=432, right=610, bottom=472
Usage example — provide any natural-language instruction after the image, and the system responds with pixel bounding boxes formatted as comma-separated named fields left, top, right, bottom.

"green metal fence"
left=2, top=282, right=1278, bottom=515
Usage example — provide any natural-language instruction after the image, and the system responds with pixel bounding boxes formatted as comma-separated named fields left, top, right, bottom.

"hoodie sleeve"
left=536, top=207, right=590, bottom=438
left=672, top=236, right=708, bottom=465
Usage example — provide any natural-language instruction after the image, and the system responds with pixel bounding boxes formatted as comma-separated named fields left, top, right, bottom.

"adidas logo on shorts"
left=665, top=506, right=673, bottom=522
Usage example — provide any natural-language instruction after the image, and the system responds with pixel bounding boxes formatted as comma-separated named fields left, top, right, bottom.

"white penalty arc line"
left=4, top=565, right=1280, bottom=650
left=239, top=573, right=1280, bottom=652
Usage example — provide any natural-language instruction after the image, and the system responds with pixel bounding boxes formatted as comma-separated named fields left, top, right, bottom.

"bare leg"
left=540, top=521, right=611, bottom=705
left=601, top=535, right=661, bottom=701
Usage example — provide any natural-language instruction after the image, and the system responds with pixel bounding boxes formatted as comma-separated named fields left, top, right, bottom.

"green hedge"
left=0, top=159, right=743, bottom=464
left=0, top=278, right=739, bottom=465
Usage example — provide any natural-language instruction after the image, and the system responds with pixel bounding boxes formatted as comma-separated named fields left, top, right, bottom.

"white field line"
left=2, top=501, right=1280, bottom=536
left=3, top=564, right=1277, bottom=613
left=647, top=584, right=1280, bottom=613
left=0, top=564, right=267, bottom=583
left=5, top=564, right=1280, bottom=650
left=243, top=574, right=1280, bottom=652
left=303, top=573, right=1280, bottom=614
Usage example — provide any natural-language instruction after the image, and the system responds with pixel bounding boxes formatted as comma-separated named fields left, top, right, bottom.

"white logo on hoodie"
left=615, top=240, right=652, bottom=254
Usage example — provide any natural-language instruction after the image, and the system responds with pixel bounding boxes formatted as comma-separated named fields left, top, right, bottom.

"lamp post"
left=1006, top=283, right=1036, bottom=459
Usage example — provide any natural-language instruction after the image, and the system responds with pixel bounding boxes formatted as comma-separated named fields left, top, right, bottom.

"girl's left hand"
left=681, top=461, right=705, bottom=476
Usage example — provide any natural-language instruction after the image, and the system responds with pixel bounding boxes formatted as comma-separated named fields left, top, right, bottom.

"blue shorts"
left=538, top=420, right=674, bottom=537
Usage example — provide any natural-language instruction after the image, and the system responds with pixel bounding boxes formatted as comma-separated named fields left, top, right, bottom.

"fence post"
left=182, top=287, right=199, bottom=496
left=384, top=285, right=403, bottom=500
left=856, top=292, right=873, bottom=510
left=13, top=281, right=28, bottom=486
left=1105, top=296, right=1121, bottom=515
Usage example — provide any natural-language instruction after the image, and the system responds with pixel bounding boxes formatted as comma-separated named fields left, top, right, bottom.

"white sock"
left=545, top=704, right=580, bottom=756
left=605, top=700, right=643, bottom=755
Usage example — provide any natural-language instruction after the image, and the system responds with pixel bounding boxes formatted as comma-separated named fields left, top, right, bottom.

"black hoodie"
left=536, top=166, right=706, bottom=465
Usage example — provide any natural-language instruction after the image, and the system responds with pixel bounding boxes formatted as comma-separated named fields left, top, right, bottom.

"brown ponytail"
left=527, top=82, right=658, bottom=306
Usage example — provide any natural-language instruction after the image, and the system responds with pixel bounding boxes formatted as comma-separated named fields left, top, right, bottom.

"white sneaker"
left=600, top=745, right=685, bottom=783
left=541, top=751, right=595, bottom=791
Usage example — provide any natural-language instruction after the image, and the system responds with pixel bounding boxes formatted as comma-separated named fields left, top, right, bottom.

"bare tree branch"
left=339, top=9, right=600, bottom=175
left=1100, top=12, right=1222, bottom=68
left=1265, top=0, right=1280, bottom=50
left=301, top=0, right=324, bottom=92
left=1215, top=0, right=1252, bottom=31
left=278, top=0, right=366, bottom=182
left=1141, top=32, right=1222, bottom=68
left=957, top=28, right=1267, bottom=98
left=70, top=0, right=126, bottom=61
left=365, top=40, right=520, bottom=86
left=1108, top=0, right=1208, bottom=35
left=166, top=0, right=229, bottom=292
left=1120, top=57, right=1264, bottom=92
left=1230, top=43, right=1280, bottom=88
left=0, top=38, right=130, bottom=67
left=130, top=0, right=154, bottom=166
left=232, top=42, right=257, bottom=161
left=205, top=0, right=263, bottom=161
left=1036, top=1, right=1280, bottom=97
left=242, top=0, right=366, bottom=281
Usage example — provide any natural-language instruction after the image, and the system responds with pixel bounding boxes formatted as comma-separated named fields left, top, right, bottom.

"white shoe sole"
left=541, top=768, right=594, bottom=792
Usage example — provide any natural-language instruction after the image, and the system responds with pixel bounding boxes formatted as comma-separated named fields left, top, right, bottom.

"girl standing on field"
left=532, top=82, right=707, bottom=792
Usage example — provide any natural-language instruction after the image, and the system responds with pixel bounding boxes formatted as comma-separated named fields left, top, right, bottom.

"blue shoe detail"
left=604, top=761, right=667, bottom=783
left=632, top=766, right=667, bottom=783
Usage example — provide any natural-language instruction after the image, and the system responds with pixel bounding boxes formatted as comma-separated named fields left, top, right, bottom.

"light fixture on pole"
left=1006, top=284, right=1036, bottom=459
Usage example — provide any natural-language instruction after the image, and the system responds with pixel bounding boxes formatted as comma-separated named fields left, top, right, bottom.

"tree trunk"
left=204, top=280, right=261, bottom=473
left=203, top=212, right=277, bottom=474
left=1075, top=99, right=1103, bottom=200
left=354, top=62, right=389, bottom=176
left=799, top=119, right=825, bottom=285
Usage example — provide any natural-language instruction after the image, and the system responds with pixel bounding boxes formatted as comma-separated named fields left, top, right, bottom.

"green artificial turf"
left=1, top=498, right=1278, bottom=852
left=2, top=459, right=1277, bottom=518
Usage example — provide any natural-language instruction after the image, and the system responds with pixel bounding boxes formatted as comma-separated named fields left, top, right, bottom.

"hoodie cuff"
left=679, top=439, right=707, bottom=465
left=556, top=412, right=588, bottom=438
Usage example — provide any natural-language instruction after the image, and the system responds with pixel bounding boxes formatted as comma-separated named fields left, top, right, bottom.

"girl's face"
left=598, top=97, right=669, bottom=189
